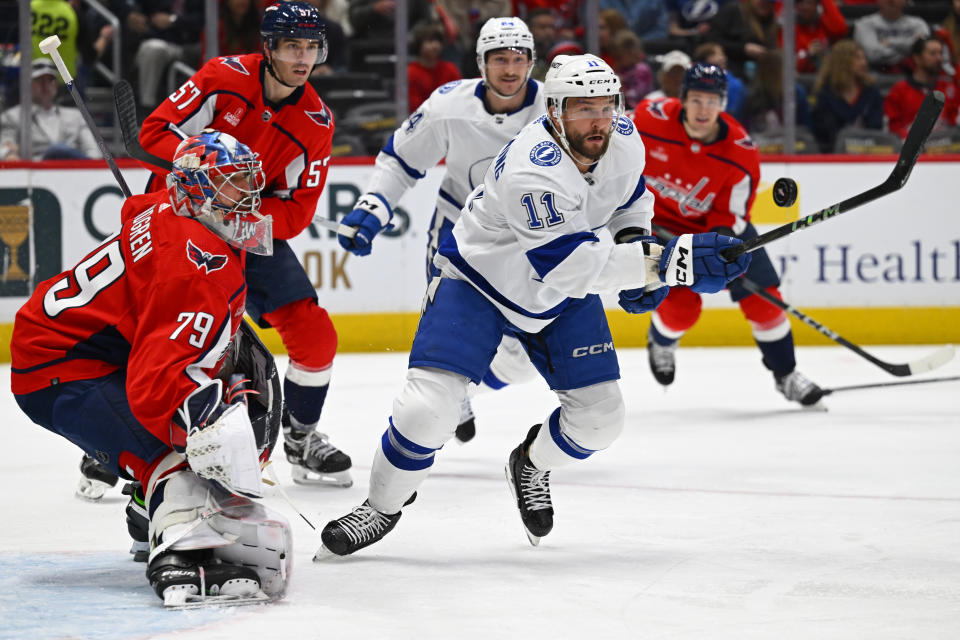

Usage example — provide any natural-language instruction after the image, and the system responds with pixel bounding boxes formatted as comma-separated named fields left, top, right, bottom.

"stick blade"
left=907, top=344, right=956, bottom=375
left=891, top=91, right=946, bottom=188
left=113, top=80, right=140, bottom=154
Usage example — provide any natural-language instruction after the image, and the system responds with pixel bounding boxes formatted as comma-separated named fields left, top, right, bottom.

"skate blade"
left=163, top=589, right=271, bottom=609
left=800, top=400, right=828, bottom=412
left=504, top=464, right=543, bottom=548
left=75, top=478, right=111, bottom=502
left=291, top=467, right=353, bottom=488
left=312, top=545, right=343, bottom=562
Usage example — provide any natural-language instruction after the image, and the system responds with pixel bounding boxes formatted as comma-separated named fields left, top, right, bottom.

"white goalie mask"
left=476, top=16, right=535, bottom=99
left=544, top=54, right=624, bottom=162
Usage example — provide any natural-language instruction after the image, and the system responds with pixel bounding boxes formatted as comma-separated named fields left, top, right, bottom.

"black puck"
left=772, top=177, right=798, bottom=207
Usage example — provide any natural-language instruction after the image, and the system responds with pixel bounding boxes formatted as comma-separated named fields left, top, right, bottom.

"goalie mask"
left=167, top=130, right=272, bottom=256
left=476, top=17, right=535, bottom=99
left=544, top=54, right=624, bottom=163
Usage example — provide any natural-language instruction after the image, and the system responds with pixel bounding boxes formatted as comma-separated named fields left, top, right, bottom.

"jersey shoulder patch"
left=187, top=239, right=229, bottom=274
left=437, top=80, right=462, bottom=95
left=733, top=135, right=756, bottom=151
left=305, top=104, right=332, bottom=128
left=219, top=56, right=250, bottom=75
left=529, top=140, right=563, bottom=167
left=615, top=115, right=634, bottom=136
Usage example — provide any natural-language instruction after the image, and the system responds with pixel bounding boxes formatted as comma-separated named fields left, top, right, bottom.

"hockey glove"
left=338, top=192, right=393, bottom=256
left=179, top=379, right=263, bottom=498
left=617, top=235, right=669, bottom=314
left=659, top=232, right=751, bottom=294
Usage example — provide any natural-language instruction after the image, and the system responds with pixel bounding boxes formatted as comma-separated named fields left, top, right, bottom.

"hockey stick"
left=718, top=91, right=946, bottom=261
left=39, top=35, right=131, bottom=198
left=820, top=375, right=960, bottom=396
left=652, top=224, right=956, bottom=377
left=113, top=79, right=173, bottom=171
left=113, top=79, right=357, bottom=239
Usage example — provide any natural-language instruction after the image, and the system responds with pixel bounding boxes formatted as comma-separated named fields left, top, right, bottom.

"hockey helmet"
left=167, top=130, right=272, bottom=256
left=476, top=17, right=535, bottom=97
left=681, top=62, right=728, bottom=107
left=261, top=1, right=328, bottom=65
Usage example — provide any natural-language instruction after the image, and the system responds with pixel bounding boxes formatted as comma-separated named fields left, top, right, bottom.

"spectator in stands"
left=885, top=36, right=960, bottom=137
left=792, top=0, right=848, bottom=73
left=742, top=49, right=813, bottom=134
left=214, top=0, right=261, bottom=58
left=934, top=0, right=960, bottom=70
left=853, top=0, right=930, bottom=74
left=598, top=8, right=629, bottom=68
left=527, top=7, right=557, bottom=81
left=610, top=30, right=654, bottom=109
left=668, top=0, right=732, bottom=46
left=515, top=0, right=582, bottom=42
left=69, top=0, right=116, bottom=90
left=433, top=0, right=511, bottom=74
left=693, top=41, right=746, bottom=121
left=129, top=0, right=204, bottom=110
left=811, top=39, right=883, bottom=151
left=708, top=0, right=779, bottom=79
left=601, top=0, right=669, bottom=42
left=31, top=0, right=79, bottom=77
left=0, top=59, right=101, bottom=160
left=407, top=22, right=462, bottom=112
left=644, top=49, right=691, bottom=101
left=348, top=0, right=432, bottom=40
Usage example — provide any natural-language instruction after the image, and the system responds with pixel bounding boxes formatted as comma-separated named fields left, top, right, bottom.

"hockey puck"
left=772, top=177, right=798, bottom=207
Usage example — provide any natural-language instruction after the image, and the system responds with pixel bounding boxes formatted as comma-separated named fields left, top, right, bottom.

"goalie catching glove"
left=176, top=378, right=263, bottom=499
left=659, top=231, right=751, bottom=293
left=338, top=192, right=393, bottom=256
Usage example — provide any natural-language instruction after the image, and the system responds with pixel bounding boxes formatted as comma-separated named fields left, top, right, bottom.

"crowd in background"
left=2, top=0, right=960, bottom=159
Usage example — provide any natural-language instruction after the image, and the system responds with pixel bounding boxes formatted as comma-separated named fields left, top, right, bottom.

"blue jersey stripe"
left=382, top=134, right=427, bottom=179
left=524, top=232, right=599, bottom=279
left=615, top=176, right=647, bottom=211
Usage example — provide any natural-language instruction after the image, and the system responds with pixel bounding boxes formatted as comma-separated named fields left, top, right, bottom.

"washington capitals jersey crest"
left=633, top=97, right=760, bottom=235
left=140, top=53, right=334, bottom=241
left=187, top=239, right=229, bottom=273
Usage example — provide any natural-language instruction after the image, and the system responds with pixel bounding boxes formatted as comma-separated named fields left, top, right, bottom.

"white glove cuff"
left=356, top=192, right=393, bottom=227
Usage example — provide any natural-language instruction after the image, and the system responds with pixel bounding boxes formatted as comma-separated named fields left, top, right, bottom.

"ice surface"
left=2, top=346, right=959, bottom=640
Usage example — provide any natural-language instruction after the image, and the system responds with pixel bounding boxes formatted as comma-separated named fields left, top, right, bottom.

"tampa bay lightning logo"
left=438, top=80, right=462, bottom=94
left=616, top=116, right=634, bottom=136
left=529, top=141, right=562, bottom=167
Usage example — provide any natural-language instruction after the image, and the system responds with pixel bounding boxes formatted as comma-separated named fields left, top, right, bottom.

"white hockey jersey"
left=434, top=114, right=657, bottom=333
left=364, top=78, right=546, bottom=227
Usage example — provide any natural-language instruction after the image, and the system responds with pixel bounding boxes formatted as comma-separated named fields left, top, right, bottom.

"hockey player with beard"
left=632, top=63, right=824, bottom=406
left=318, top=54, right=752, bottom=556
left=138, top=1, right=351, bottom=487
left=11, top=131, right=292, bottom=606
left=337, top=17, right=545, bottom=444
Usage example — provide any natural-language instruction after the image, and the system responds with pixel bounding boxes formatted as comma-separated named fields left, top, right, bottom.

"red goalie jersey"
left=140, top=53, right=334, bottom=240
left=10, top=192, right=247, bottom=451
left=632, top=98, right=760, bottom=236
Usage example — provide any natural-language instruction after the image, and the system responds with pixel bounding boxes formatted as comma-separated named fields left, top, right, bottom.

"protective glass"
left=562, top=97, right=623, bottom=122
left=271, top=39, right=323, bottom=65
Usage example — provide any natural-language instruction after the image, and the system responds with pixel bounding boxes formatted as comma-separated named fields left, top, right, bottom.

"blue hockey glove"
left=659, top=232, right=751, bottom=294
left=616, top=234, right=669, bottom=314
left=338, top=192, right=392, bottom=256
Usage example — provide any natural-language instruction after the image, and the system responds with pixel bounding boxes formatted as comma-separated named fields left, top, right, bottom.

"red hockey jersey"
left=139, top=53, right=334, bottom=240
left=11, top=192, right=247, bottom=451
left=632, top=98, right=760, bottom=236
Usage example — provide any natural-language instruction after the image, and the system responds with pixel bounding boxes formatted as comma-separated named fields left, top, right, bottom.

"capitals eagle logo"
left=187, top=239, right=228, bottom=273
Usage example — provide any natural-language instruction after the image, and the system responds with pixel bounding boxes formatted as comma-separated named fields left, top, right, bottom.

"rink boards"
left=0, top=155, right=957, bottom=359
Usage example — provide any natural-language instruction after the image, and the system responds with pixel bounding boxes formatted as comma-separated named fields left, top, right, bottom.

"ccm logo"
left=572, top=342, right=614, bottom=357
left=673, top=246, right=689, bottom=284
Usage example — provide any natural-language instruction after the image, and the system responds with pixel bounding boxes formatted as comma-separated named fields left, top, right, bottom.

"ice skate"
left=455, top=397, right=476, bottom=443
left=647, top=331, right=677, bottom=387
left=75, top=454, right=119, bottom=501
left=316, top=493, right=417, bottom=558
left=505, top=425, right=553, bottom=546
left=123, top=482, right=149, bottom=562
left=148, top=550, right=268, bottom=609
left=776, top=370, right=826, bottom=409
left=284, top=426, right=353, bottom=488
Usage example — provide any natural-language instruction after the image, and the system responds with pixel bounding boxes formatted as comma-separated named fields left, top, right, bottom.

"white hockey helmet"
left=476, top=17, right=535, bottom=98
left=544, top=54, right=624, bottom=162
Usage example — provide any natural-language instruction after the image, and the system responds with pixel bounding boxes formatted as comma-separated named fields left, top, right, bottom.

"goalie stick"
left=718, top=91, right=946, bottom=261
left=820, top=375, right=960, bottom=396
left=114, top=79, right=356, bottom=239
left=651, top=224, right=956, bottom=377
left=39, top=35, right=132, bottom=198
